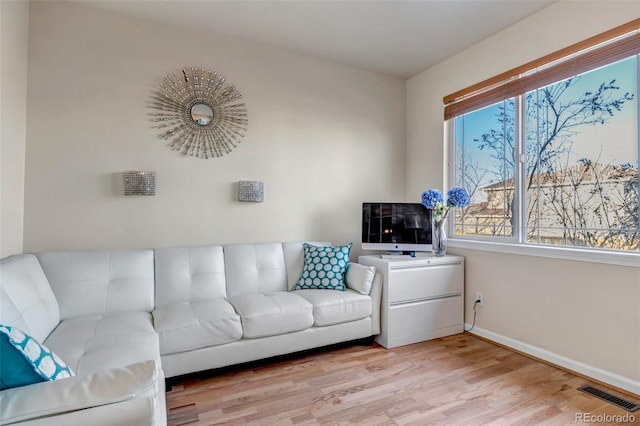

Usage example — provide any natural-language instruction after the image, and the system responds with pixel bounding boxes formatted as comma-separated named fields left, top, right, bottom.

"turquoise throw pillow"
left=295, top=243, right=352, bottom=291
left=0, top=324, right=74, bottom=391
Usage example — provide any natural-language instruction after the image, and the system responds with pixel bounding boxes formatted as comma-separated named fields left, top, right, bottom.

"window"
left=454, top=100, right=515, bottom=238
left=446, top=20, right=640, bottom=253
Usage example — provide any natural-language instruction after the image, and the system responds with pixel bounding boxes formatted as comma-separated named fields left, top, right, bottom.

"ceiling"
left=82, top=0, right=555, bottom=79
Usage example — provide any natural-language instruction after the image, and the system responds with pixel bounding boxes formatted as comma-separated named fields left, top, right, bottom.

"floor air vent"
left=578, top=385, right=640, bottom=412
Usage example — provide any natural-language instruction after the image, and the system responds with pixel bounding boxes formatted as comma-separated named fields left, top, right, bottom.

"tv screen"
left=362, top=203, right=432, bottom=252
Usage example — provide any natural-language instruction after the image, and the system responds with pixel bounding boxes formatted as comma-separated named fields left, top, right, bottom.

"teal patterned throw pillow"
left=295, top=243, right=352, bottom=291
left=0, top=324, right=74, bottom=390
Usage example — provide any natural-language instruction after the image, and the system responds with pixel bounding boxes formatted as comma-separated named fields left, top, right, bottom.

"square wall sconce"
left=123, top=171, right=156, bottom=196
left=238, top=180, right=264, bottom=202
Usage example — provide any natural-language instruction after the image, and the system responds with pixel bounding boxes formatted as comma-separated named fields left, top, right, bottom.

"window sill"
left=447, top=239, right=640, bottom=268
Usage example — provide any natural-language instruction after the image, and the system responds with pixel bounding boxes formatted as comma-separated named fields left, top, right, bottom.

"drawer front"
left=388, top=296, right=463, bottom=346
left=389, top=264, right=462, bottom=304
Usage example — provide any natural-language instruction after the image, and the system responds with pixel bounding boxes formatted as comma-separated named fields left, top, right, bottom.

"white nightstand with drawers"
left=358, top=254, right=464, bottom=348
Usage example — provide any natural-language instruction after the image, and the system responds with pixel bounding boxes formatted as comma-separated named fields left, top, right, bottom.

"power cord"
left=464, top=299, right=480, bottom=332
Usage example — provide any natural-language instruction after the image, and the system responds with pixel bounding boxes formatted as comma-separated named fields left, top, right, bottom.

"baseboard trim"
left=465, top=324, right=640, bottom=397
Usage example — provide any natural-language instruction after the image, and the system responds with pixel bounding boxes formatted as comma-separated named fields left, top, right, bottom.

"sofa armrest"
left=369, top=272, right=383, bottom=335
left=0, top=360, right=160, bottom=425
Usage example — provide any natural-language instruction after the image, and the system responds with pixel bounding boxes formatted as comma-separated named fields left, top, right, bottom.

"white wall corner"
left=0, top=0, right=30, bottom=257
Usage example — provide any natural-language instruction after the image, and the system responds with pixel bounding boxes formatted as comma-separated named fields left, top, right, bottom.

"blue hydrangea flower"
left=421, top=189, right=443, bottom=209
left=446, top=187, right=470, bottom=208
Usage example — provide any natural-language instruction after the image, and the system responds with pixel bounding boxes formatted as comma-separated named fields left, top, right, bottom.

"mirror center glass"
left=190, top=103, right=214, bottom=126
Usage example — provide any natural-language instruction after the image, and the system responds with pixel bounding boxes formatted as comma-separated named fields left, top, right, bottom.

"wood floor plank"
left=166, top=334, right=639, bottom=425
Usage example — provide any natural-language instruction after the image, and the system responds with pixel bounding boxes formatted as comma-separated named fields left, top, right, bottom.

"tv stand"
left=379, top=251, right=432, bottom=259
left=380, top=250, right=416, bottom=258
left=359, top=254, right=464, bottom=348
left=379, top=254, right=413, bottom=259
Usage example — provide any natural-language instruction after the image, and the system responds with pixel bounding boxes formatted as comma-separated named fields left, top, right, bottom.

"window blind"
left=443, top=19, right=640, bottom=121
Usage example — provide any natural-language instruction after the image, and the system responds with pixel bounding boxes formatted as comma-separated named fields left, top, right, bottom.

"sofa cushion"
left=228, top=292, right=314, bottom=338
left=0, top=325, right=74, bottom=390
left=0, top=254, right=60, bottom=343
left=294, top=243, right=351, bottom=291
left=154, top=245, right=227, bottom=308
left=43, top=312, right=159, bottom=376
left=224, top=243, right=288, bottom=297
left=345, top=263, right=376, bottom=295
left=292, top=289, right=372, bottom=326
left=153, top=299, right=242, bottom=355
left=36, top=250, right=155, bottom=320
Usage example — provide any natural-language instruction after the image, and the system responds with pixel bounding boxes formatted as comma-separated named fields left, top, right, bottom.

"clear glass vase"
left=432, top=217, right=447, bottom=256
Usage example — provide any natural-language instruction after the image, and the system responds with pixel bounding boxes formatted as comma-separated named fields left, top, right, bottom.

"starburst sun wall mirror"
left=149, top=67, right=248, bottom=158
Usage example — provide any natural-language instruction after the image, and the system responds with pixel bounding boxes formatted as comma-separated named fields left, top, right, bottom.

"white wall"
left=20, top=0, right=639, bottom=391
left=0, top=0, right=29, bottom=258
left=407, top=1, right=640, bottom=389
left=23, top=1, right=406, bottom=254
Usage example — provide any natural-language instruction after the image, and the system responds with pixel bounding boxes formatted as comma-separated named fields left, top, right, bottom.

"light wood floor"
left=166, top=334, right=639, bottom=425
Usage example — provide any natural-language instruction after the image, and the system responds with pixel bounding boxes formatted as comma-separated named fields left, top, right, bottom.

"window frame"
left=445, top=59, right=640, bottom=268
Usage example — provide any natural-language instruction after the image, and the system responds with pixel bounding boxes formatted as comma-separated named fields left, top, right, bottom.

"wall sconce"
left=123, top=171, right=156, bottom=196
left=238, top=180, right=263, bottom=202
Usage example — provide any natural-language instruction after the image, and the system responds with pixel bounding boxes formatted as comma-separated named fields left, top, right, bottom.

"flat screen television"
left=362, top=203, right=432, bottom=253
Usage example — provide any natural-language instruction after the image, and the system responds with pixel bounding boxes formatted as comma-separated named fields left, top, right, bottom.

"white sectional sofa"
left=0, top=242, right=381, bottom=425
